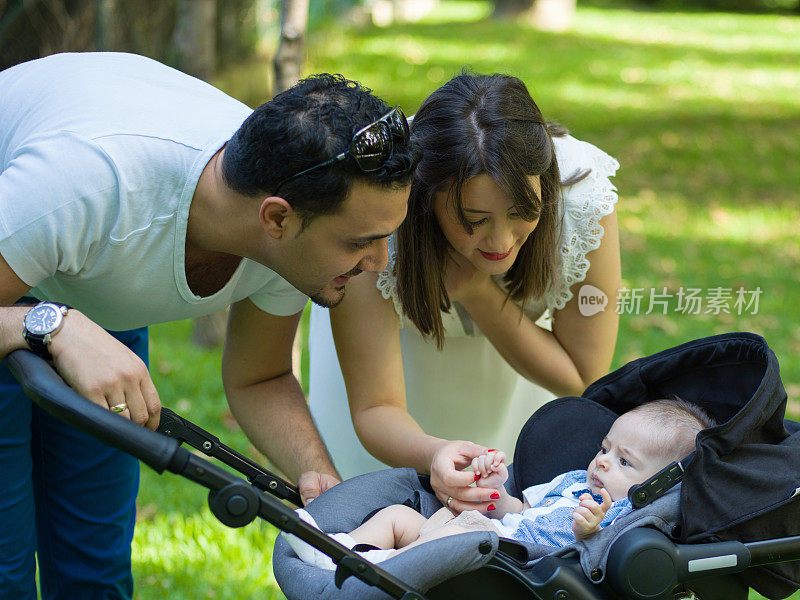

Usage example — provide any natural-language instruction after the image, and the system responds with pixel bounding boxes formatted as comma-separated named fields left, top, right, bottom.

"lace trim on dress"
left=543, top=147, right=620, bottom=313
left=377, top=247, right=404, bottom=318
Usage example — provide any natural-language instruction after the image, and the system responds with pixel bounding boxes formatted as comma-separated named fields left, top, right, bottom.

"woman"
left=308, top=72, right=620, bottom=511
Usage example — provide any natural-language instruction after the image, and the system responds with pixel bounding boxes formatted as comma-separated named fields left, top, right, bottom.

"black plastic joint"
left=629, top=461, right=684, bottom=508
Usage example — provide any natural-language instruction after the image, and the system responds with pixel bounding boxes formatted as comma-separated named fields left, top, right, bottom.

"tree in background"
left=492, top=0, right=576, bottom=31
left=0, top=0, right=259, bottom=72
left=273, top=0, right=309, bottom=95
left=172, top=0, right=217, bottom=81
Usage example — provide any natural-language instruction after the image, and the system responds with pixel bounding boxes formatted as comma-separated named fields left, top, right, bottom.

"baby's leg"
left=352, top=506, right=482, bottom=558
left=390, top=522, right=475, bottom=557
left=349, top=504, right=428, bottom=550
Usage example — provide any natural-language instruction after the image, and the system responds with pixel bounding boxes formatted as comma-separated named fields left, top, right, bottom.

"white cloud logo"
left=578, top=285, right=608, bottom=317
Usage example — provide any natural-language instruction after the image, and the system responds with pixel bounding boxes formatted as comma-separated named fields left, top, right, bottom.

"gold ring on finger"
left=110, top=403, right=128, bottom=413
left=446, top=496, right=453, bottom=508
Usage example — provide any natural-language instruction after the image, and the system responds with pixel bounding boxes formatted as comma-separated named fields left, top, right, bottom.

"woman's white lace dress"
left=308, top=135, right=619, bottom=479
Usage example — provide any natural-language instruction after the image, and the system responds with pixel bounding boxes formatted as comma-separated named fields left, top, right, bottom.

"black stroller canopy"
left=512, top=332, right=800, bottom=599
left=274, top=332, right=800, bottom=600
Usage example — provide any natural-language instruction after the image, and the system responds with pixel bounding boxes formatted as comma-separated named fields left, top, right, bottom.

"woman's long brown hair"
left=396, top=72, right=584, bottom=348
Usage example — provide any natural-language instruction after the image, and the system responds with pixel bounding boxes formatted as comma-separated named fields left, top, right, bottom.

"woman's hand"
left=473, top=449, right=525, bottom=517
left=443, top=250, right=493, bottom=306
left=472, top=450, right=508, bottom=490
left=429, top=440, right=499, bottom=514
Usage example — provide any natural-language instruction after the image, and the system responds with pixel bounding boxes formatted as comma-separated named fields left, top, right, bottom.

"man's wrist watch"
left=22, top=302, right=69, bottom=359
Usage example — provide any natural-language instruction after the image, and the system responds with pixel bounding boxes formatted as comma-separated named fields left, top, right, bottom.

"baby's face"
left=586, top=412, right=670, bottom=501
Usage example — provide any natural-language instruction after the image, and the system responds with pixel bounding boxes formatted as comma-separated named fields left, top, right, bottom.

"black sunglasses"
left=273, top=106, right=410, bottom=196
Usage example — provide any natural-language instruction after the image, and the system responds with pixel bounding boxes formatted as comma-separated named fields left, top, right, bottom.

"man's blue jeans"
left=0, top=326, right=146, bottom=600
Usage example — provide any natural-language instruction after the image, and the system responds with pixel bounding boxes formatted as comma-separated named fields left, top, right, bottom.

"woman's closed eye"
left=467, top=217, right=488, bottom=227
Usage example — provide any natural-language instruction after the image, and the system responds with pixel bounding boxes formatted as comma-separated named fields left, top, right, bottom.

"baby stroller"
left=8, top=332, right=800, bottom=600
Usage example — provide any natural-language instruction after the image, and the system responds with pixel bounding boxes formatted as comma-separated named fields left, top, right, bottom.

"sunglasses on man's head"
left=273, top=106, right=410, bottom=195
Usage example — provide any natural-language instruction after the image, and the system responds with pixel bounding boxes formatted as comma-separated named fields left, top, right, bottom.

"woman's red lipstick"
left=479, top=249, right=512, bottom=261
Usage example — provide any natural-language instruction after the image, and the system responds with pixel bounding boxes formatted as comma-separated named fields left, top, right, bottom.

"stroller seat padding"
left=273, top=468, right=502, bottom=599
left=274, top=333, right=800, bottom=600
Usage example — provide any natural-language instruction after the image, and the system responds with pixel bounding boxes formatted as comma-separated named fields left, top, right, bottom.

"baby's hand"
left=571, top=488, right=612, bottom=540
left=471, top=450, right=508, bottom=489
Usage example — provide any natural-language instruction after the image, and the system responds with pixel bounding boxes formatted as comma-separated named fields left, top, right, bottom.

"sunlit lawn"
left=133, top=3, right=800, bottom=599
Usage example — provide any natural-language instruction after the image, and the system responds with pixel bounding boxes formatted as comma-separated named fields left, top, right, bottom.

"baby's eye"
left=619, top=457, right=629, bottom=467
left=599, top=445, right=608, bottom=454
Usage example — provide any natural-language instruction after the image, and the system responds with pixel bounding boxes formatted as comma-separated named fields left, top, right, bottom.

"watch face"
left=26, top=305, right=62, bottom=334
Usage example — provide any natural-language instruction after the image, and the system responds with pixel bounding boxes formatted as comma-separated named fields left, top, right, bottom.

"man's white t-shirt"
left=0, top=52, right=308, bottom=330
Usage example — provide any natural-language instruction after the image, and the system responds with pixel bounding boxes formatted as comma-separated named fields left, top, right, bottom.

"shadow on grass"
left=306, top=13, right=799, bottom=211
left=578, top=0, right=800, bottom=16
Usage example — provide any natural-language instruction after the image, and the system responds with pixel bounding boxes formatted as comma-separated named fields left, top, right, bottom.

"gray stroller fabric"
left=272, top=467, right=682, bottom=598
left=272, top=468, right=500, bottom=599
left=274, top=334, right=798, bottom=600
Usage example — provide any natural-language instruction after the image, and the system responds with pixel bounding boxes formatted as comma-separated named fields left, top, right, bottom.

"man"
left=0, top=52, right=420, bottom=599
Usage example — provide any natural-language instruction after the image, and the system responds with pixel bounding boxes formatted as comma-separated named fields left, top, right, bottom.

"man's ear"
left=260, top=196, right=296, bottom=239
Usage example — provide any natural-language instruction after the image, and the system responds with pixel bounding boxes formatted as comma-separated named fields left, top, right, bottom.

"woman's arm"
left=454, top=211, right=621, bottom=397
left=330, top=272, right=496, bottom=510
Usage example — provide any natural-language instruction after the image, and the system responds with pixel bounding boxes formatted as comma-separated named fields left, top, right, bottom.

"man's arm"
left=222, top=298, right=339, bottom=501
left=0, top=251, right=36, bottom=356
left=0, top=251, right=161, bottom=428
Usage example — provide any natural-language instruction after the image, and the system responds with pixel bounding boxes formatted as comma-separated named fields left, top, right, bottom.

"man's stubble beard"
left=309, top=288, right=345, bottom=309
left=307, top=266, right=362, bottom=308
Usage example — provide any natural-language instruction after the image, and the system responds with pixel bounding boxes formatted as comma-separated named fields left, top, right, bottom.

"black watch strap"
left=23, top=330, right=52, bottom=359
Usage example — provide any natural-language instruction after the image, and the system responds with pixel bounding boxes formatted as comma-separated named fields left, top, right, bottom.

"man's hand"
left=49, top=310, right=161, bottom=429
left=298, top=471, right=341, bottom=505
left=572, top=488, right=612, bottom=540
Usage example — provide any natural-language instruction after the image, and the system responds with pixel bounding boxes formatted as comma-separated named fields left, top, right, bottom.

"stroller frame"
left=8, top=341, right=800, bottom=600
left=7, top=349, right=427, bottom=600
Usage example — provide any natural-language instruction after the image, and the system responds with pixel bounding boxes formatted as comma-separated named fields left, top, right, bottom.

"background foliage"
left=1, top=0, right=797, bottom=598
left=142, top=2, right=799, bottom=599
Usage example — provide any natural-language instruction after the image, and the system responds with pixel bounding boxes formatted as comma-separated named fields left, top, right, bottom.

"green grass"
left=133, top=3, right=800, bottom=598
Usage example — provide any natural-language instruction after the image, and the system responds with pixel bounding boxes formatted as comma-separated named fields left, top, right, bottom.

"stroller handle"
left=7, top=349, right=181, bottom=473
left=158, top=407, right=303, bottom=507
left=7, top=350, right=431, bottom=600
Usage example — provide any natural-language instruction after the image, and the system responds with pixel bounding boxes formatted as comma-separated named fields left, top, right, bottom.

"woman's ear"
left=260, top=196, right=295, bottom=239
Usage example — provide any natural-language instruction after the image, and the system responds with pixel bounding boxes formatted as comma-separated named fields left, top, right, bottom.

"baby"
left=286, top=398, right=716, bottom=569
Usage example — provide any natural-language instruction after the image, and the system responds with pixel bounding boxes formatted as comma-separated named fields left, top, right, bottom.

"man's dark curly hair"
left=222, top=73, right=421, bottom=227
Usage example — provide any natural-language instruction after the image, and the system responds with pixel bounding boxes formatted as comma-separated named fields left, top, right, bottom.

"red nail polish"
left=490, top=492, right=500, bottom=499
left=474, top=472, right=481, bottom=481
left=487, top=504, right=496, bottom=511
left=488, top=449, right=497, bottom=452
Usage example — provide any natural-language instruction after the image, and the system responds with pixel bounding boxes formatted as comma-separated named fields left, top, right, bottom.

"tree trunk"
left=97, top=0, right=123, bottom=50
left=492, top=0, right=533, bottom=19
left=273, top=0, right=309, bottom=95
left=192, top=310, right=229, bottom=349
left=172, top=0, right=216, bottom=81
left=493, top=0, right=576, bottom=32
